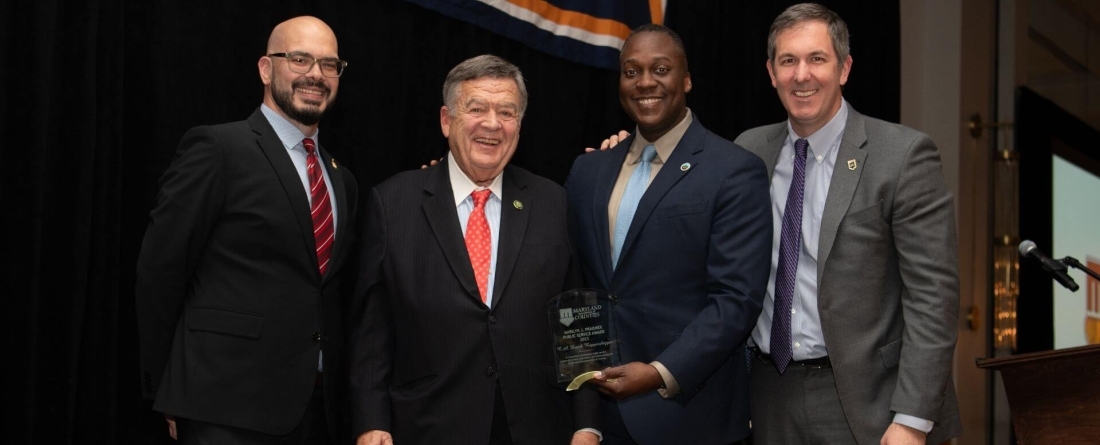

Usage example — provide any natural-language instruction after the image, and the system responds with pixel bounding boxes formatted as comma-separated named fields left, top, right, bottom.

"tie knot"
left=794, top=138, right=808, bottom=159
left=302, top=138, right=317, bottom=155
left=640, top=144, right=657, bottom=163
left=471, top=189, right=491, bottom=207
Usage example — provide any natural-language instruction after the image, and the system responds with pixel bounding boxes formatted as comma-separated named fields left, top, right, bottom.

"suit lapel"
left=248, top=110, right=318, bottom=273
left=492, top=167, right=530, bottom=310
left=760, top=124, right=788, bottom=179
left=422, top=160, right=483, bottom=304
left=317, top=146, right=349, bottom=280
left=615, top=118, right=703, bottom=274
left=592, top=142, right=631, bottom=286
left=817, top=108, right=868, bottom=280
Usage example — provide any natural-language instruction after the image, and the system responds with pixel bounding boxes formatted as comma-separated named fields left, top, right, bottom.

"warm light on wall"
left=992, top=148, right=1018, bottom=351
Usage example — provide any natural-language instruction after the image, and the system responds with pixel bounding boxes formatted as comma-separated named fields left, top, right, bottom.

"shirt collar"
left=260, top=103, right=318, bottom=151
left=448, top=152, right=503, bottom=206
left=785, top=100, right=847, bottom=159
left=627, top=108, right=694, bottom=165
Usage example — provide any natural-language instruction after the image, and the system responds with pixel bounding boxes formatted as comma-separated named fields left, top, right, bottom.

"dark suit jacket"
left=565, top=116, right=772, bottom=445
left=135, top=109, right=358, bottom=438
left=349, top=160, right=598, bottom=445
left=735, top=105, right=962, bottom=444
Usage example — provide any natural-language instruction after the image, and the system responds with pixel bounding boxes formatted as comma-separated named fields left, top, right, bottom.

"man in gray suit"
left=734, top=4, right=961, bottom=444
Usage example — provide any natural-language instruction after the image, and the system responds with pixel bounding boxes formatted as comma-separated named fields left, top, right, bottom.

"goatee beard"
left=272, top=78, right=330, bottom=126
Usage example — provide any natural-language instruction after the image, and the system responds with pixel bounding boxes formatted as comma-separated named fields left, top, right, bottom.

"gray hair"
left=442, top=54, right=528, bottom=118
left=767, top=3, right=850, bottom=65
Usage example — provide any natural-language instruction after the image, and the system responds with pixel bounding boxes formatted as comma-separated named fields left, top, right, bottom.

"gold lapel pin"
left=847, top=159, right=857, bottom=171
left=331, top=158, right=338, bottom=169
left=513, top=200, right=523, bottom=210
left=680, top=162, right=691, bottom=172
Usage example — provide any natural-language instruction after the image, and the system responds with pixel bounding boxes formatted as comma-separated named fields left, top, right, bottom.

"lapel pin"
left=847, top=159, right=857, bottom=171
left=680, top=162, right=691, bottom=172
left=331, top=158, right=338, bottom=169
left=513, top=200, right=523, bottom=210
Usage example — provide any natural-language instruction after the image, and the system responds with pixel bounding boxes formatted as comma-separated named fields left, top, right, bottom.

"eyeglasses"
left=268, top=52, right=347, bottom=78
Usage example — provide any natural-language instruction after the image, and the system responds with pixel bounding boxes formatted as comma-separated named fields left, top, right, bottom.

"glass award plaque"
left=547, top=288, right=615, bottom=391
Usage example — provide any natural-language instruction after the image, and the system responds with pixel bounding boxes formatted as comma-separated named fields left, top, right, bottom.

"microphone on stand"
left=1018, top=240, right=1079, bottom=292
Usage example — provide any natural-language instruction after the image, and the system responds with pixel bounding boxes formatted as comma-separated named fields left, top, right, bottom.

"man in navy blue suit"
left=566, top=24, right=772, bottom=445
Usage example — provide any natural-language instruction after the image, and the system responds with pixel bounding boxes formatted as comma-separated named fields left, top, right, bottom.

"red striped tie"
left=303, top=138, right=334, bottom=276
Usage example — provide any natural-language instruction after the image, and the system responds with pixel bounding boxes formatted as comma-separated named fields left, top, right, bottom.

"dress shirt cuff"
left=650, top=361, right=680, bottom=399
left=576, top=428, right=603, bottom=442
left=893, top=413, right=934, bottom=433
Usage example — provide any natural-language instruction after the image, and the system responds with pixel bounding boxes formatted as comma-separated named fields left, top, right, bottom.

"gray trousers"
left=748, top=352, right=858, bottom=445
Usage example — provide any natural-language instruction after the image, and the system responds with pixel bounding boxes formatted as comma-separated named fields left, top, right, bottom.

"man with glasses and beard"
left=136, top=16, right=357, bottom=445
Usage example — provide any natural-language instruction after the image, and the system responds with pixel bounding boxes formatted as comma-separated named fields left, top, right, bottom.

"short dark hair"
left=624, top=23, right=688, bottom=70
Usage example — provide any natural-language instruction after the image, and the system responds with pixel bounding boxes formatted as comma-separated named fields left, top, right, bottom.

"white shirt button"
left=794, top=342, right=801, bottom=349
left=791, top=308, right=796, bottom=314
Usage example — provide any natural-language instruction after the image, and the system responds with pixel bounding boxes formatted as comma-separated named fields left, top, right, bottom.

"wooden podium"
left=976, top=344, right=1100, bottom=444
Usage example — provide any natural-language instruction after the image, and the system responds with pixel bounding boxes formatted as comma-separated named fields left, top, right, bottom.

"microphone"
left=1018, top=240, right=1079, bottom=292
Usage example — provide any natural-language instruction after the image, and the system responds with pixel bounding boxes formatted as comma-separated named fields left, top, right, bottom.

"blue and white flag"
left=404, top=0, right=665, bottom=70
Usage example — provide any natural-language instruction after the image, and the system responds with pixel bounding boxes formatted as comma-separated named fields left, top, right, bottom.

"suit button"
left=313, top=332, right=322, bottom=342
left=609, top=294, right=619, bottom=304
left=485, top=366, right=495, bottom=376
left=488, top=315, right=497, bottom=324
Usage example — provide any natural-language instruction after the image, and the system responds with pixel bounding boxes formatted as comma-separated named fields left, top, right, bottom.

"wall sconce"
left=970, top=115, right=1018, bottom=351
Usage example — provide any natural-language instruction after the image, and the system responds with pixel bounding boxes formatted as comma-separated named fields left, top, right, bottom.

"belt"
left=750, top=347, right=831, bottom=369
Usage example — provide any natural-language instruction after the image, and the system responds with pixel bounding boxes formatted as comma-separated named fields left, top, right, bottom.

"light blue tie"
left=612, top=144, right=657, bottom=270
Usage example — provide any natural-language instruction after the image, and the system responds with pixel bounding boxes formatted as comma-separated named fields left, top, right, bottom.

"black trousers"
left=176, top=381, right=330, bottom=445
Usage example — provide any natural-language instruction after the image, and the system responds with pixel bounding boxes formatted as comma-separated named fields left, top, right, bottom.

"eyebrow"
left=464, top=98, right=518, bottom=109
left=622, top=55, right=673, bottom=65
left=777, top=50, right=831, bottom=59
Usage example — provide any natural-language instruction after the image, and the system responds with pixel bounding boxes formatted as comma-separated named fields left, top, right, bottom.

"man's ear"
left=440, top=106, right=451, bottom=138
left=258, top=56, right=273, bottom=85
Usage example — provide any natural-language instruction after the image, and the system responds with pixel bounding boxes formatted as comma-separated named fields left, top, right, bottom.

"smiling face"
left=441, top=77, right=522, bottom=186
left=767, top=20, right=851, bottom=138
left=259, top=17, right=340, bottom=135
left=619, top=31, right=692, bottom=142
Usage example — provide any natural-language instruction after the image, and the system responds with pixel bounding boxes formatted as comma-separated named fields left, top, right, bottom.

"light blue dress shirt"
left=447, top=153, right=502, bottom=308
left=260, top=104, right=339, bottom=230
left=751, top=101, right=846, bottom=361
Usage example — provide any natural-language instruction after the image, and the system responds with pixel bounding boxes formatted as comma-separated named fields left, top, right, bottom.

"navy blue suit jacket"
left=565, top=116, right=772, bottom=444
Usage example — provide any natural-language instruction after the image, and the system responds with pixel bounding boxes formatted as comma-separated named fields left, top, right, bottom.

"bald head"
left=267, top=16, right=338, bottom=55
left=259, top=16, right=341, bottom=135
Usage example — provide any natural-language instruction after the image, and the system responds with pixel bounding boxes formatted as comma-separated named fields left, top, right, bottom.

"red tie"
left=303, top=138, right=334, bottom=276
left=465, top=190, right=492, bottom=303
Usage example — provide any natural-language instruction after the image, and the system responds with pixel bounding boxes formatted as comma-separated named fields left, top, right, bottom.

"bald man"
left=136, top=16, right=357, bottom=444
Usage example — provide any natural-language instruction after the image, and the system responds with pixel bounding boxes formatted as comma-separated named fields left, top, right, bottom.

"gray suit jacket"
left=735, top=106, right=962, bottom=444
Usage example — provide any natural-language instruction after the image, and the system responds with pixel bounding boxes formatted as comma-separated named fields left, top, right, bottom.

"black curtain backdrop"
left=6, top=0, right=898, bottom=443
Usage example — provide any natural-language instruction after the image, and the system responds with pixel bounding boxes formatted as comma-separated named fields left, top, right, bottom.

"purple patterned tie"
left=770, top=138, right=808, bottom=374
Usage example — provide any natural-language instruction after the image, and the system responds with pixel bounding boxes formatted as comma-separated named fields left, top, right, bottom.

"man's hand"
left=570, top=431, right=600, bottom=445
left=880, top=422, right=926, bottom=445
left=584, top=130, right=630, bottom=152
left=587, top=362, right=663, bottom=399
left=164, top=414, right=177, bottom=440
left=357, top=430, right=395, bottom=445
left=420, top=157, right=443, bottom=169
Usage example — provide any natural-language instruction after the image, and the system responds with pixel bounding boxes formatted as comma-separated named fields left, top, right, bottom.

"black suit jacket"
left=135, top=109, right=358, bottom=438
left=349, top=160, right=598, bottom=445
